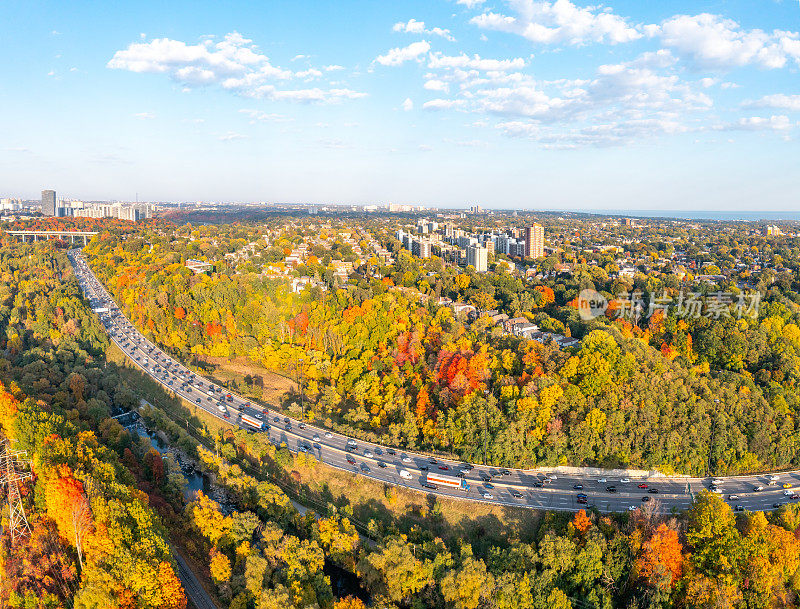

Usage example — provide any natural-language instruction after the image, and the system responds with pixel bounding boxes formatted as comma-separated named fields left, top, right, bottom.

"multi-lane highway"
left=68, top=249, right=800, bottom=514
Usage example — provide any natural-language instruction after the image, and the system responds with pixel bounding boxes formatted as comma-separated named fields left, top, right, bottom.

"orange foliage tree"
left=572, top=509, right=592, bottom=534
left=636, top=523, right=684, bottom=587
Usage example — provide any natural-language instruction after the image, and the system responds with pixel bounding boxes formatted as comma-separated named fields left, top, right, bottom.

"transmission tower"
left=1, top=441, right=32, bottom=542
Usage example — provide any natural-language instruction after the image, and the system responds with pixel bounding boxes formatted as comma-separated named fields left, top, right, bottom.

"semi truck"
left=426, top=472, right=470, bottom=491
left=241, top=406, right=267, bottom=431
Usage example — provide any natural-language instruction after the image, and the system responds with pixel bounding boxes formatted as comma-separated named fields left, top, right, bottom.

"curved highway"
left=68, top=249, right=800, bottom=514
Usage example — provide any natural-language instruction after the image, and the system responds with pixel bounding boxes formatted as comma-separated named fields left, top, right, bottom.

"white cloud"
left=658, top=13, right=800, bottom=70
left=742, top=94, right=800, bottom=112
left=722, top=115, right=794, bottom=131
left=423, top=99, right=467, bottom=110
left=421, top=50, right=714, bottom=147
left=457, top=0, right=486, bottom=7
left=250, top=87, right=367, bottom=103
left=239, top=109, right=293, bottom=123
left=393, top=19, right=455, bottom=41
left=471, top=0, right=643, bottom=46
left=428, top=52, right=526, bottom=71
left=324, top=64, right=344, bottom=71
left=418, top=144, right=433, bottom=151
left=218, top=132, right=247, bottom=141
left=108, top=32, right=363, bottom=103
left=402, top=97, right=414, bottom=111
left=134, top=112, right=155, bottom=119
left=374, top=40, right=431, bottom=66
left=424, top=79, right=450, bottom=92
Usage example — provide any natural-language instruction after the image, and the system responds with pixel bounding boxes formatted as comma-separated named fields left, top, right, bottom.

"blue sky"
left=1, top=0, right=799, bottom=210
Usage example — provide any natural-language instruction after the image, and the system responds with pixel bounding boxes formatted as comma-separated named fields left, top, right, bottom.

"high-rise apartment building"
left=524, top=224, right=544, bottom=259
left=41, top=190, right=56, bottom=216
left=467, top=244, right=488, bottom=272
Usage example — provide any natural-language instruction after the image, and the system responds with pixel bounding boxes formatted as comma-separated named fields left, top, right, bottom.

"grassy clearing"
left=194, top=355, right=296, bottom=408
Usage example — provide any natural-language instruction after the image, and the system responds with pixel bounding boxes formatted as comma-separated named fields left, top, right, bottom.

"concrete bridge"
left=6, top=230, right=98, bottom=245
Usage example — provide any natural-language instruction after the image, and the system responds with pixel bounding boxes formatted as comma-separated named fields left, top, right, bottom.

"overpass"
left=6, top=230, right=98, bottom=245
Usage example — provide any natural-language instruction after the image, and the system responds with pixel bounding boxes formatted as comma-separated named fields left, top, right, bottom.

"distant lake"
left=538, top=209, right=800, bottom=222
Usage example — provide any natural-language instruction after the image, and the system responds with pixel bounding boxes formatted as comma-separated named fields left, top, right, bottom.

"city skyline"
left=2, top=0, right=800, bottom=210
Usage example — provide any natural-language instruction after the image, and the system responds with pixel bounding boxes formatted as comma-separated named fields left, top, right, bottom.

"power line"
left=1, top=440, right=32, bottom=542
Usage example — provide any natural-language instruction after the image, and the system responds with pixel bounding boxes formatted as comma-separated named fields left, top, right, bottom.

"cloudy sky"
left=2, top=0, right=800, bottom=210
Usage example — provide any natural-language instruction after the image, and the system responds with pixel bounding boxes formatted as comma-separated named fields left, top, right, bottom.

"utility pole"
left=298, top=357, right=304, bottom=420
left=1, top=441, right=32, bottom=542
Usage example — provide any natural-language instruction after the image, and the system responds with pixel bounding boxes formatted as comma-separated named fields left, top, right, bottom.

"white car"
left=597, top=477, right=607, bottom=483
left=402, top=456, right=412, bottom=463
left=482, top=492, right=494, bottom=500
left=399, top=469, right=412, bottom=480
left=728, top=495, right=739, bottom=501
left=325, top=432, right=333, bottom=439
left=313, top=434, right=320, bottom=442
left=364, top=450, right=373, bottom=458
left=785, top=490, right=793, bottom=496
left=620, top=478, right=630, bottom=483
left=627, top=505, right=637, bottom=511
left=768, top=474, right=780, bottom=482
left=347, top=439, right=357, bottom=447
left=547, top=474, right=557, bottom=480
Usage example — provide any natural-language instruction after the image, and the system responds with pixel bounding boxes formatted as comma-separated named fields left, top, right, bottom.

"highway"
left=68, top=249, right=800, bottom=514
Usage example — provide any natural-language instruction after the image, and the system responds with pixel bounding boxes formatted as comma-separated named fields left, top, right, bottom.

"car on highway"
left=482, top=492, right=494, bottom=500
left=620, top=478, right=630, bottom=483
left=627, top=506, right=637, bottom=511
left=532, top=481, right=543, bottom=488
left=729, top=495, right=739, bottom=501
left=648, top=488, right=659, bottom=494
left=461, top=464, right=474, bottom=471
left=754, top=485, right=764, bottom=492
left=547, top=474, right=558, bottom=480
left=438, top=465, right=450, bottom=470
left=419, top=464, right=429, bottom=471
left=484, top=482, right=494, bottom=489
left=774, top=502, right=784, bottom=508
left=346, top=456, right=356, bottom=465
left=402, top=456, right=412, bottom=463
left=325, top=432, right=333, bottom=439
left=399, top=469, right=412, bottom=479
left=360, top=463, right=369, bottom=472
left=735, top=505, right=745, bottom=512
left=641, top=496, right=651, bottom=502
left=429, top=458, right=437, bottom=464
left=577, top=496, right=588, bottom=504
left=784, top=490, right=793, bottom=496
left=377, top=461, right=387, bottom=468
left=638, top=483, right=648, bottom=489
left=421, top=482, right=438, bottom=490
left=387, top=448, right=396, bottom=455
left=364, top=450, right=373, bottom=458
left=313, top=434, right=320, bottom=442
left=375, top=448, right=382, bottom=455
left=510, top=490, right=523, bottom=498
left=597, top=477, right=607, bottom=483
left=500, top=469, right=511, bottom=476
left=573, top=484, right=583, bottom=490
left=792, top=494, right=800, bottom=500
left=606, top=486, right=617, bottom=493
left=783, top=483, right=793, bottom=489
left=768, top=474, right=780, bottom=481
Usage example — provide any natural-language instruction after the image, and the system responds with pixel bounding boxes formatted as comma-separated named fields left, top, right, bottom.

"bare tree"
left=71, top=493, right=93, bottom=572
